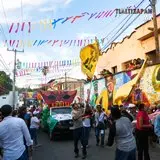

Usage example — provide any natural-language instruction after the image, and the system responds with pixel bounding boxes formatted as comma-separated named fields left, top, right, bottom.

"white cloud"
left=0, top=0, right=45, bottom=10
left=1, top=0, right=73, bottom=11
left=0, top=0, right=73, bottom=23
left=64, top=0, right=73, bottom=5
left=76, top=32, right=96, bottom=39
left=39, top=7, right=56, bottom=12
left=39, top=0, right=73, bottom=13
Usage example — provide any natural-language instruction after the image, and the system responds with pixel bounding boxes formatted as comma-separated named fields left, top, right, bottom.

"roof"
left=103, top=13, right=160, bottom=53
left=103, top=31, right=136, bottom=53
left=135, top=13, right=160, bottom=30
left=47, top=79, right=55, bottom=84
left=47, top=77, right=85, bottom=84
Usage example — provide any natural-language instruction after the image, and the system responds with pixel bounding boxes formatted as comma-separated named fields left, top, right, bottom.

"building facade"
left=97, top=14, right=160, bottom=75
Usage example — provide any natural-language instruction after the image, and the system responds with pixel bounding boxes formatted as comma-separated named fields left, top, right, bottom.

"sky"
left=0, top=0, right=160, bottom=88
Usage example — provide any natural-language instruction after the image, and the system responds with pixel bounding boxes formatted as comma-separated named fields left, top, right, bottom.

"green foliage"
left=0, top=71, right=12, bottom=96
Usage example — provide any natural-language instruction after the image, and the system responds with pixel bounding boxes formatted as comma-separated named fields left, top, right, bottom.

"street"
left=33, top=129, right=160, bottom=160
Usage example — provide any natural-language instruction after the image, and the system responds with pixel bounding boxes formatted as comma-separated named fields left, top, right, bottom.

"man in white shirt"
left=0, top=105, right=33, bottom=160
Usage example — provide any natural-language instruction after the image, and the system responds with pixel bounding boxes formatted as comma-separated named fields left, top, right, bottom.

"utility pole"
left=150, top=0, right=160, bottom=62
left=7, top=49, right=24, bottom=109
left=65, top=72, right=67, bottom=90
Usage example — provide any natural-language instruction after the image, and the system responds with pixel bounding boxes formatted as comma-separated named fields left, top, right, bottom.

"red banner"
left=40, top=90, right=77, bottom=107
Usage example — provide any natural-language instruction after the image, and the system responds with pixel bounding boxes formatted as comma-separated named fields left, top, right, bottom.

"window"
left=122, top=60, right=132, bottom=70
left=112, top=66, right=117, bottom=74
left=145, top=50, right=156, bottom=65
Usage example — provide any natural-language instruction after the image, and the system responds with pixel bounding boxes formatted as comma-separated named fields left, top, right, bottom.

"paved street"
left=33, top=129, right=160, bottom=160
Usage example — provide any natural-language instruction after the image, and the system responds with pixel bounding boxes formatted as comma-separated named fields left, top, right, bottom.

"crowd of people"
left=0, top=102, right=160, bottom=160
left=0, top=105, right=42, bottom=160
left=71, top=102, right=160, bottom=160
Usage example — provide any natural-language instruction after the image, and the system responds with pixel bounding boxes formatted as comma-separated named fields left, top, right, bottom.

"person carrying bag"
left=95, top=105, right=106, bottom=147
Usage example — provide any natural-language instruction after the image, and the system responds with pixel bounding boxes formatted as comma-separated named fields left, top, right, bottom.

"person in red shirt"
left=136, top=103, right=152, bottom=160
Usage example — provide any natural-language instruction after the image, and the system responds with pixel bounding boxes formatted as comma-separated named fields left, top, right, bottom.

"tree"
left=0, top=71, right=13, bottom=95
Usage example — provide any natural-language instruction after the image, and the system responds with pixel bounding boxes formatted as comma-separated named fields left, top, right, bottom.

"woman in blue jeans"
left=95, top=105, right=106, bottom=147
left=82, top=104, right=92, bottom=147
left=107, top=106, right=136, bottom=160
left=30, top=111, right=40, bottom=147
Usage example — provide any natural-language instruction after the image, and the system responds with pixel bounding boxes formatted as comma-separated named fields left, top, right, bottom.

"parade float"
left=39, top=90, right=77, bottom=140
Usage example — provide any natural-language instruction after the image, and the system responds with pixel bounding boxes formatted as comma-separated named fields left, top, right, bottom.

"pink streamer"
left=21, top=22, right=25, bottom=31
left=28, top=22, right=31, bottom=33
left=9, top=23, right=14, bottom=33
left=15, top=23, right=20, bottom=33
left=16, top=40, right=19, bottom=48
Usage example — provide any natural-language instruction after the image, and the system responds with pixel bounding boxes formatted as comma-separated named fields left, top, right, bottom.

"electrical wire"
left=0, top=23, right=9, bottom=48
left=0, top=0, right=12, bottom=48
left=0, top=53, right=11, bottom=72
left=102, top=0, right=146, bottom=48
left=0, top=55, right=10, bottom=73
left=95, top=0, right=146, bottom=41
left=20, top=0, right=25, bottom=51
left=102, top=4, right=150, bottom=51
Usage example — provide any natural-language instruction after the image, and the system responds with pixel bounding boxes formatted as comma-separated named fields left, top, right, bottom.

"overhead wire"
left=0, top=53, right=11, bottom=72
left=0, top=0, right=12, bottom=49
left=101, top=0, right=146, bottom=50
left=0, top=56, right=10, bottom=73
left=102, top=4, right=151, bottom=51
left=93, top=0, right=146, bottom=41
left=104, top=0, right=145, bottom=39
left=0, top=0, right=14, bottom=73
left=20, top=0, right=25, bottom=51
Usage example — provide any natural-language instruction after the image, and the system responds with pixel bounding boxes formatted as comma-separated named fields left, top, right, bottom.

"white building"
left=0, top=91, right=18, bottom=108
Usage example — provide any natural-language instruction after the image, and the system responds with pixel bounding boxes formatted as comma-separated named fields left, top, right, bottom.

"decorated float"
left=39, top=90, right=77, bottom=140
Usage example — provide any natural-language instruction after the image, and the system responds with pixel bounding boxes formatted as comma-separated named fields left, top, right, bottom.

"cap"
left=128, top=103, right=136, bottom=108
left=33, top=111, right=39, bottom=115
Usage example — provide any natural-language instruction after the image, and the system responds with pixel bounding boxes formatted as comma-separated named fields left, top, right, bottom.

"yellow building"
left=97, top=14, right=160, bottom=75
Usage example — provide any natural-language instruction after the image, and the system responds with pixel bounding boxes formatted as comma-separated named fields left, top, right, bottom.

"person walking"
left=18, top=106, right=31, bottom=129
left=82, top=104, right=92, bottom=148
left=95, top=105, right=106, bottom=147
left=107, top=106, right=136, bottom=160
left=30, top=111, right=41, bottom=148
left=0, top=105, right=33, bottom=160
left=136, top=103, right=152, bottom=160
left=71, top=103, right=87, bottom=159
left=154, top=114, right=160, bottom=145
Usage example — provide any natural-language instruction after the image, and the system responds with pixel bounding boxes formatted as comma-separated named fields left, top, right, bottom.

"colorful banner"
left=84, top=64, right=160, bottom=114
left=114, top=58, right=147, bottom=105
left=80, top=39, right=101, bottom=79
left=8, top=9, right=116, bottom=33
left=3, top=38, right=105, bottom=48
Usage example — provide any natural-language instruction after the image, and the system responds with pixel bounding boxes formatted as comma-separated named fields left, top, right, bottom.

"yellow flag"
left=113, top=58, right=148, bottom=105
left=80, top=39, right=101, bottom=79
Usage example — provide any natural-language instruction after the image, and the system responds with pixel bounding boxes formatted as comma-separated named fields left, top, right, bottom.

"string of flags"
left=16, top=59, right=80, bottom=77
left=16, top=67, right=73, bottom=77
left=16, top=59, right=80, bottom=69
left=8, top=9, right=116, bottom=33
left=2, top=38, right=105, bottom=48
